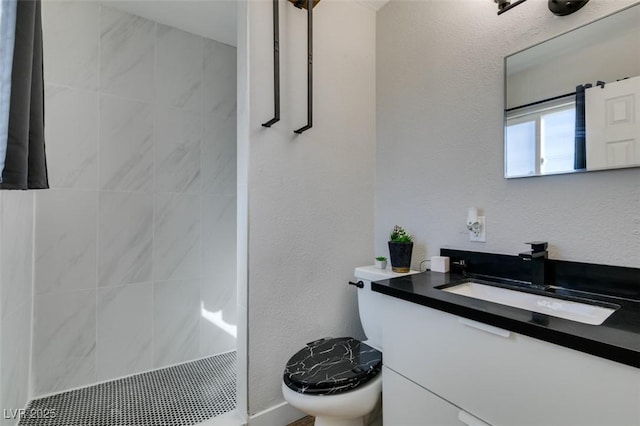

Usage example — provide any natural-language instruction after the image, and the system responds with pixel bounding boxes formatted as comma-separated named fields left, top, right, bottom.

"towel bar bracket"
left=293, top=0, right=313, bottom=134
left=262, top=0, right=280, bottom=128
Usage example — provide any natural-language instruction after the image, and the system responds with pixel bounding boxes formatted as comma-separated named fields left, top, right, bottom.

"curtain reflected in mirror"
left=504, top=3, right=640, bottom=178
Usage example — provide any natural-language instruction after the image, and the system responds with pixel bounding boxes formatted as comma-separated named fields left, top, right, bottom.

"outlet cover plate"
left=470, top=216, right=486, bottom=242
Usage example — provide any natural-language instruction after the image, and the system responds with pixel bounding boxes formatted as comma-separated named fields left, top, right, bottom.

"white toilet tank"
left=353, top=266, right=417, bottom=351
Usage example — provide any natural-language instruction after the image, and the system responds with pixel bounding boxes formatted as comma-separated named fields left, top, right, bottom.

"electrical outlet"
left=470, top=216, right=486, bottom=242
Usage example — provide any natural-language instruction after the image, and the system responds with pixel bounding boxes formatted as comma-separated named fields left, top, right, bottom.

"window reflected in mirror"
left=506, top=100, right=576, bottom=177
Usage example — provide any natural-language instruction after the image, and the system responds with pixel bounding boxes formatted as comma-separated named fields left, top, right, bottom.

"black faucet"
left=518, top=241, right=548, bottom=289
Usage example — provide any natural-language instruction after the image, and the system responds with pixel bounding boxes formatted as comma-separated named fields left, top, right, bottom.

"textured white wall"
left=376, top=0, right=640, bottom=269
left=245, top=0, right=376, bottom=415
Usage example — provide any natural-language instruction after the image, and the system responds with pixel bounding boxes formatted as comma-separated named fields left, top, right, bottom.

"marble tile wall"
left=0, top=192, right=34, bottom=426
left=31, top=1, right=237, bottom=397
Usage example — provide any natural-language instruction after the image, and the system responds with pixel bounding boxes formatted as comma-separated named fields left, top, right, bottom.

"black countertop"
left=372, top=271, right=640, bottom=368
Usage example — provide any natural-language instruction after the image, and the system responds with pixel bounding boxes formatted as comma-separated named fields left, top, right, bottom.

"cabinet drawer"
left=382, top=296, right=640, bottom=426
left=383, top=366, right=490, bottom=426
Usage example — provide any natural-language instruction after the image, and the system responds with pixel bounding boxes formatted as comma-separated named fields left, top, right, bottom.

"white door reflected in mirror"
left=586, top=75, right=640, bottom=171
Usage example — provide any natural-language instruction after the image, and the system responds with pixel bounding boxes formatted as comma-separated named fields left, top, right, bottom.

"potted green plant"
left=375, top=256, right=387, bottom=269
left=388, top=225, right=413, bottom=272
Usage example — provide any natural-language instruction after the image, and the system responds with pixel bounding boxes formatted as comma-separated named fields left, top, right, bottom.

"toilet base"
left=313, top=401, right=381, bottom=426
left=313, top=416, right=363, bottom=426
left=282, top=375, right=381, bottom=426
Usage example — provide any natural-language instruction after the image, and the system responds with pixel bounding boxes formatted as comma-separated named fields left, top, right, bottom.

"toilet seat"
left=283, top=337, right=382, bottom=396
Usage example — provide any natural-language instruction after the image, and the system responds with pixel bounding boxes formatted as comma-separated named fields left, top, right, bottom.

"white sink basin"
left=441, top=281, right=617, bottom=325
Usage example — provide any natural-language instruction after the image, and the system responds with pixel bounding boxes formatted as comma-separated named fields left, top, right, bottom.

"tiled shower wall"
left=32, top=1, right=237, bottom=396
left=0, top=192, right=34, bottom=426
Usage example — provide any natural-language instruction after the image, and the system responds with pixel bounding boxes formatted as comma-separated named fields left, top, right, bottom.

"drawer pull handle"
left=459, top=318, right=510, bottom=338
left=458, top=410, right=491, bottom=426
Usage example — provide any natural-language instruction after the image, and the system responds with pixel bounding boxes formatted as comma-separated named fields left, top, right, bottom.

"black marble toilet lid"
left=283, top=337, right=382, bottom=395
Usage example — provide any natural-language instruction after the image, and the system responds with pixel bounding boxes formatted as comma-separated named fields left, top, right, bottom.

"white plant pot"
left=374, top=260, right=387, bottom=269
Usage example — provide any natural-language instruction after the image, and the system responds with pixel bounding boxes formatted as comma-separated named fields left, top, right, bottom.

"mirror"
left=504, top=4, right=640, bottom=178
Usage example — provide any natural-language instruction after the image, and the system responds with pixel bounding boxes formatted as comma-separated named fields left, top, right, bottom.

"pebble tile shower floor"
left=19, top=351, right=236, bottom=426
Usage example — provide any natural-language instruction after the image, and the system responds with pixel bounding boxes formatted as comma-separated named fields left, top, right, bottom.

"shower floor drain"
left=19, top=351, right=236, bottom=426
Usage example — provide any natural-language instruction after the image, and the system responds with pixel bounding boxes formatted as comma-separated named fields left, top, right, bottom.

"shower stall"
left=0, top=1, right=241, bottom=425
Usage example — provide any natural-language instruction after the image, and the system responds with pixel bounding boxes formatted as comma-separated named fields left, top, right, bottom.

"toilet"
left=282, top=266, right=415, bottom=426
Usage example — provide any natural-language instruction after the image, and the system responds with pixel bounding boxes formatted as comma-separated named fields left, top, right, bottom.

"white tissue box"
left=431, top=256, right=450, bottom=273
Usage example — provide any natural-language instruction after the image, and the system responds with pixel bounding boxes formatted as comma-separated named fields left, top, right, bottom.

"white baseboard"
left=197, top=409, right=247, bottom=426
left=248, top=401, right=306, bottom=426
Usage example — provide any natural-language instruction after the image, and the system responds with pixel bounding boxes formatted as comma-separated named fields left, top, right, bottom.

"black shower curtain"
left=573, top=83, right=591, bottom=171
left=0, top=0, right=48, bottom=190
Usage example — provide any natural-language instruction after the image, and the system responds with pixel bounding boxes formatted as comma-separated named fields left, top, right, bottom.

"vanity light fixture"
left=495, top=0, right=516, bottom=13
left=548, top=0, right=590, bottom=16
left=495, top=0, right=590, bottom=16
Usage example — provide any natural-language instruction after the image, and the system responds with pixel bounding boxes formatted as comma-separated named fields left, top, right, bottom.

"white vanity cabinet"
left=382, top=296, right=640, bottom=426
left=383, top=366, right=490, bottom=426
